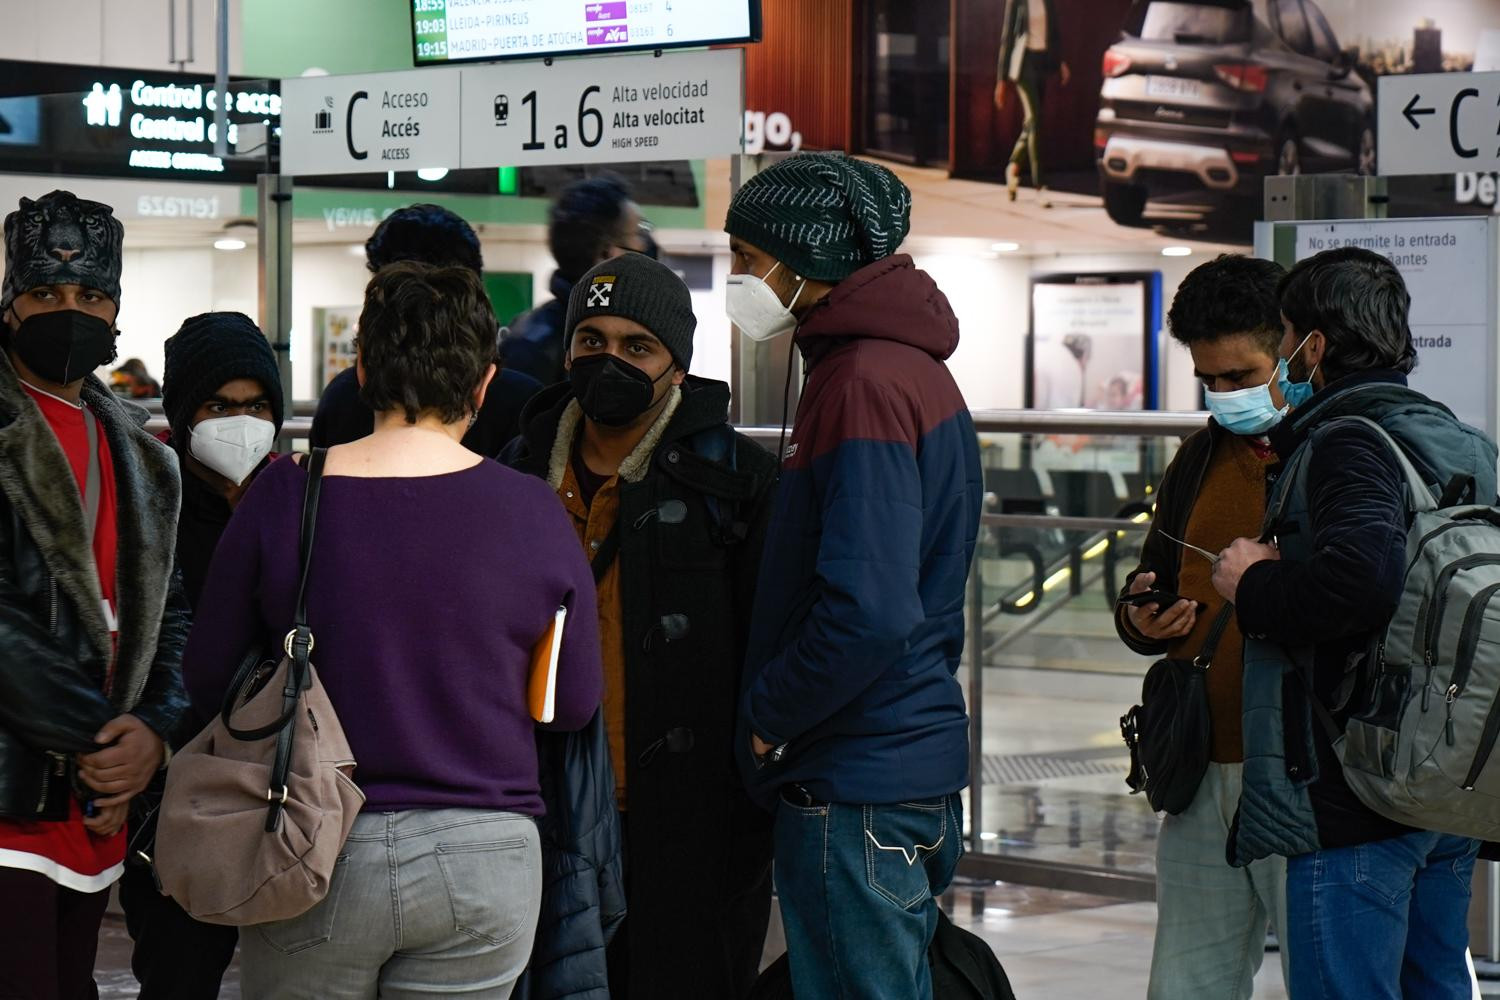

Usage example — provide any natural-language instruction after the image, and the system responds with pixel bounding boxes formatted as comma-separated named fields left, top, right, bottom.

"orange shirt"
left=1168, top=436, right=1275, bottom=763
left=557, top=460, right=629, bottom=810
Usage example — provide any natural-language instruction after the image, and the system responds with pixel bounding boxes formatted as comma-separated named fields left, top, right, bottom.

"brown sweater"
left=1168, top=436, right=1275, bottom=763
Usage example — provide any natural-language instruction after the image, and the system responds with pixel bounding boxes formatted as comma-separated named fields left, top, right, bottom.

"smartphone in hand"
left=1119, top=589, right=1205, bottom=614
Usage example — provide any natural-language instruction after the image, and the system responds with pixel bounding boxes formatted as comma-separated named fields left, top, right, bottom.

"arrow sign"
left=1379, top=72, right=1500, bottom=176
left=1403, top=94, right=1435, bottom=129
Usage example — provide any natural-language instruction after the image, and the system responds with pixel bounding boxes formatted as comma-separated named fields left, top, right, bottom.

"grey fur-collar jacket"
left=0, top=350, right=188, bottom=821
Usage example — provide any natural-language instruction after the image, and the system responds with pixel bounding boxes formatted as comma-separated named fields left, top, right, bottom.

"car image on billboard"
left=1095, top=0, right=1374, bottom=226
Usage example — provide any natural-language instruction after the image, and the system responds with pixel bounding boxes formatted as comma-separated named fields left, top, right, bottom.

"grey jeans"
left=1149, top=762, right=1289, bottom=999
left=240, top=808, right=542, bottom=1000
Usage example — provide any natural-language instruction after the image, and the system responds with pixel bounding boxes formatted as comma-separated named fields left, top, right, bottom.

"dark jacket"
left=738, top=254, right=984, bottom=810
left=499, top=272, right=573, bottom=389
left=1231, top=372, right=1498, bottom=860
left=166, top=441, right=271, bottom=612
left=506, top=376, right=779, bottom=1000
left=1114, top=422, right=1219, bottom=656
left=309, top=364, right=542, bottom=457
left=514, top=711, right=626, bottom=1000
left=999, top=0, right=1062, bottom=78
left=0, top=356, right=189, bottom=820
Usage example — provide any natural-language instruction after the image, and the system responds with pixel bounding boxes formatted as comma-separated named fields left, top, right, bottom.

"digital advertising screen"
left=412, top=0, right=761, bottom=65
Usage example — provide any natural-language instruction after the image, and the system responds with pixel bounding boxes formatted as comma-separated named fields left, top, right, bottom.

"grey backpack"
left=1293, top=416, right=1500, bottom=839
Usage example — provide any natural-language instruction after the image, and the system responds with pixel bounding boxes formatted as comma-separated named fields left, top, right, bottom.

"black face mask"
left=569, top=354, right=670, bottom=428
left=10, top=310, right=116, bottom=386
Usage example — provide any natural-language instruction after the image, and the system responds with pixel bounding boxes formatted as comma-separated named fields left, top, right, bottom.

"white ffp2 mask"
left=726, top=262, right=806, bottom=342
left=190, top=414, right=276, bottom=485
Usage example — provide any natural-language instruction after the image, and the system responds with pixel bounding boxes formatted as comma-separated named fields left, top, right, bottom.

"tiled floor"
left=97, top=882, right=1290, bottom=999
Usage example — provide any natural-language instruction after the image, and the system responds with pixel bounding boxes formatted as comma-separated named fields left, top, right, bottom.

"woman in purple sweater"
left=182, top=262, right=603, bottom=999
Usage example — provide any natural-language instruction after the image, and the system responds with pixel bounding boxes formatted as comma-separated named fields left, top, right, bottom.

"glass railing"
left=160, top=406, right=1204, bottom=899
left=956, top=412, right=1203, bottom=899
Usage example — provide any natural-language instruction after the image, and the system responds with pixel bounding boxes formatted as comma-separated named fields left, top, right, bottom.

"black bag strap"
left=221, top=449, right=328, bottom=741
left=213, top=451, right=327, bottom=831
left=264, top=448, right=328, bottom=831
left=1193, top=604, right=1237, bottom=668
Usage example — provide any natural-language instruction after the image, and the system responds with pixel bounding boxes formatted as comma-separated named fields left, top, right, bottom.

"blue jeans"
left=773, top=790, right=964, bottom=1000
left=1285, top=831, right=1479, bottom=1000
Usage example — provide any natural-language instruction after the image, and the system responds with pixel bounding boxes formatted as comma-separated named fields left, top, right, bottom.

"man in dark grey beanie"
left=503, top=252, right=779, bottom=999
left=117, top=311, right=284, bottom=1000
left=727, top=153, right=982, bottom=1000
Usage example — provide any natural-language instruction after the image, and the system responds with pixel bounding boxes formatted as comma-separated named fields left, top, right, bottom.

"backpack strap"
left=1266, top=414, right=1437, bottom=542
left=1324, top=416, right=1437, bottom=514
left=1439, top=474, right=1477, bottom=509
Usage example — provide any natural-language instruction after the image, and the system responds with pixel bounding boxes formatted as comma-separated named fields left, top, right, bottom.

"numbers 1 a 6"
left=519, top=87, right=604, bottom=152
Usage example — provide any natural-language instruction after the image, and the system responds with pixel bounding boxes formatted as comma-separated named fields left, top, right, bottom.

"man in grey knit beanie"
left=726, top=153, right=982, bottom=1000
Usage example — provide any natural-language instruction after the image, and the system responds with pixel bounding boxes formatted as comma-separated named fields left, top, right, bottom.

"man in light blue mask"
left=1116, top=253, right=1293, bottom=998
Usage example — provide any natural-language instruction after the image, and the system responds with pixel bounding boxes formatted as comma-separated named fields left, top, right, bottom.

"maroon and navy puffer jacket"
left=739, top=254, right=983, bottom=809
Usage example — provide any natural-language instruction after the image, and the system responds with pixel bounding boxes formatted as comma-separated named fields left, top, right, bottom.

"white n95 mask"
left=190, top=414, right=276, bottom=485
left=726, top=262, right=807, bottom=342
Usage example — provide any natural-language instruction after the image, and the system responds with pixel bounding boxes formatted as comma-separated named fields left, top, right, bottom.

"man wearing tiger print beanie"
left=0, top=189, right=188, bottom=998
left=726, top=153, right=983, bottom=1000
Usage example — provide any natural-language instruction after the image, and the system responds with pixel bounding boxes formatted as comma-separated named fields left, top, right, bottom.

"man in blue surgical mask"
left=1116, top=253, right=1292, bottom=998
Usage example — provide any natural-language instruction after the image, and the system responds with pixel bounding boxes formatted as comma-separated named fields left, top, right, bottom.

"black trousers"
left=0, top=867, right=110, bottom=1000
left=606, top=812, right=775, bottom=1000
left=117, top=863, right=237, bottom=1000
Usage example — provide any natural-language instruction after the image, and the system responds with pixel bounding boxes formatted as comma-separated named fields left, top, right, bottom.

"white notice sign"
left=281, top=68, right=463, bottom=177
left=279, top=49, right=743, bottom=177
left=1292, top=217, right=1496, bottom=434
left=460, top=48, right=743, bottom=167
left=1378, top=72, right=1500, bottom=177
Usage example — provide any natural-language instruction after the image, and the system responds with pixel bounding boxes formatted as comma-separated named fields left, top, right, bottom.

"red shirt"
left=0, top=384, right=125, bottom=893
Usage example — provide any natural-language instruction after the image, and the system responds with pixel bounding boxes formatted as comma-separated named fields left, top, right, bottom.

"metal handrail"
left=969, top=409, right=1206, bottom=436
left=140, top=407, right=1207, bottom=440
left=741, top=409, right=1206, bottom=442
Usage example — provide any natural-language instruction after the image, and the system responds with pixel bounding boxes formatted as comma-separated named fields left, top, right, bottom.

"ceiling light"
left=213, top=238, right=247, bottom=251
left=991, top=241, right=1020, bottom=253
left=1161, top=245, right=1193, bottom=257
left=417, top=167, right=450, bottom=182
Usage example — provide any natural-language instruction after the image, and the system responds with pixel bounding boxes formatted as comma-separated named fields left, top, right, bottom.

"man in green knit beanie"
left=726, top=152, right=983, bottom=1000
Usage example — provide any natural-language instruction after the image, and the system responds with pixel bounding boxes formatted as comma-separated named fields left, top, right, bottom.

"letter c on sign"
left=1452, top=88, right=1479, bottom=159
left=347, top=90, right=369, bottom=160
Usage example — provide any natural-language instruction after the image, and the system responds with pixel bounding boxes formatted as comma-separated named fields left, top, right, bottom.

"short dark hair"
left=365, top=204, right=483, bottom=274
left=1167, top=254, right=1286, bottom=355
left=357, top=262, right=496, bottom=425
left=548, top=173, right=634, bottom=282
left=1279, top=247, right=1416, bottom=381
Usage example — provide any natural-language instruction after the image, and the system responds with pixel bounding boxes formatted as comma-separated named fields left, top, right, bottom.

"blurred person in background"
left=310, top=203, right=541, bottom=456
left=500, top=173, right=654, bottom=388
left=110, top=358, right=160, bottom=399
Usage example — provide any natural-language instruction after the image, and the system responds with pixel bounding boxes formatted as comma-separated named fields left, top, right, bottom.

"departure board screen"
left=411, top=0, right=760, bottom=65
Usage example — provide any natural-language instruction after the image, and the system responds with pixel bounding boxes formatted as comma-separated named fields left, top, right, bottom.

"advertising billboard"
left=747, top=0, right=1500, bottom=245
left=955, top=0, right=1500, bottom=236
